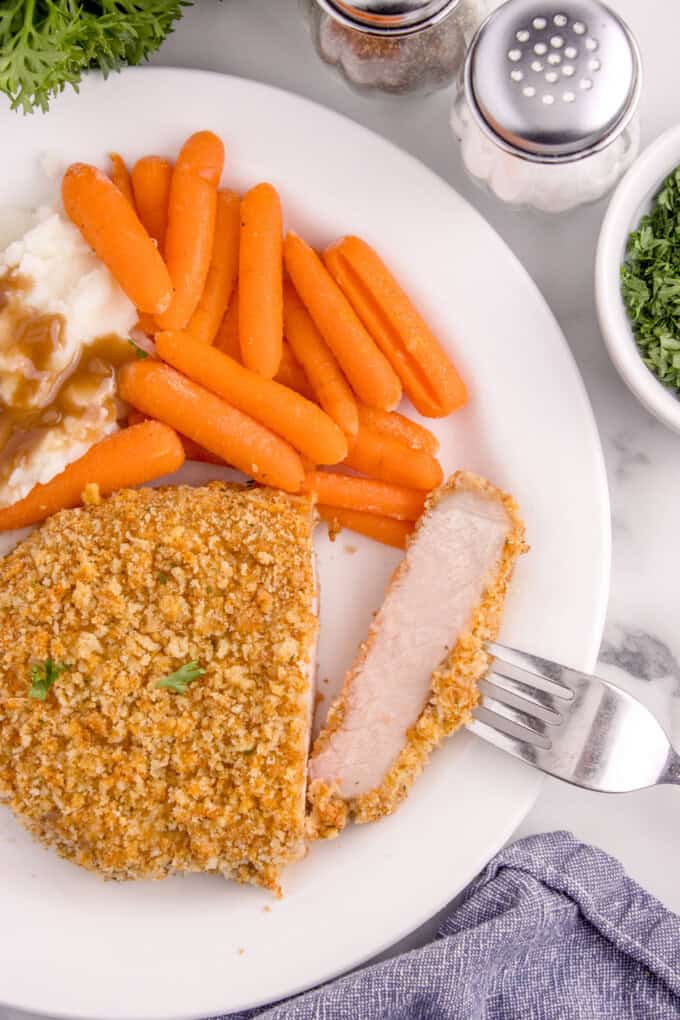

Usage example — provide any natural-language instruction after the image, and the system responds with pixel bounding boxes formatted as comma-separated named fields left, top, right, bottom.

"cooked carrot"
left=179, top=436, right=229, bottom=466
left=187, top=189, right=240, bottom=345
left=318, top=505, right=413, bottom=550
left=127, top=408, right=147, bottom=428
left=109, top=153, right=135, bottom=206
left=283, top=280, right=358, bottom=438
left=276, top=341, right=314, bottom=399
left=344, top=424, right=443, bottom=491
left=134, top=313, right=157, bottom=336
left=303, top=471, right=425, bottom=521
left=214, top=291, right=241, bottom=359
left=156, top=131, right=225, bottom=331
left=324, top=236, right=467, bottom=417
left=0, top=422, right=185, bottom=532
left=239, top=183, right=283, bottom=378
left=131, top=156, right=172, bottom=250
left=156, top=330, right=347, bottom=465
left=357, top=405, right=439, bottom=455
left=119, top=360, right=304, bottom=492
left=127, top=408, right=227, bottom=466
left=62, top=163, right=173, bottom=315
left=284, top=232, right=401, bottom=411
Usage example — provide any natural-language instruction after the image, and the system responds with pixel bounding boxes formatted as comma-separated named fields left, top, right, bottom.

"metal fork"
left=467, top=642, right=680, bottom=792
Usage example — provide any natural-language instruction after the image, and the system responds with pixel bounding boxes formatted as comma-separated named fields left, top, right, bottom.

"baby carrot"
left=275, top=341, right=314, bottom=400
left=62, top=163, right=173, bottom=315
left=283, top=280, right=358, bottom=438
left=324, top=236, right=467, bottom=417
left=109, top=153, right=135, bottom=206
left=0, top=422, right=185, bottom=531
left=134, top=313, right=158, bottom=337
left=284, top=232, right=401, bottom=411
left=156, top=131, right=225, bottom=331
left=156, top=330, right=347, bottom=465
left=119, top=360, right=304, bottom=492
left=318, top=505, right=413, bottom=550
left=187, top=189, right=240, bottom=345
left=131, top=156, right=172, bottom=250
left=127, top=408, right=228, bottom=466
left=344, top=424, right=443, bottom=491
left=214, top=291, right=240, bottom=359
left=215, top=296, right=311, bottom=398
left=239, top=183, right=283, bottom=378
left=303, top=471, right=425, bottom=521
left=357, top=405, right=440, bottom=455
left=127, top=408, right=146, bottom=427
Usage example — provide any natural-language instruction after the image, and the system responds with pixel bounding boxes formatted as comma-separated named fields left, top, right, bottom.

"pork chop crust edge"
left=307, top=470, right=527, bottom=838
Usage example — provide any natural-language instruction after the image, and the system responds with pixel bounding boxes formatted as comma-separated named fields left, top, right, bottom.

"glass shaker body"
left=451, top=87, right=640, bottom=213
left=303, top=0, right=490, bottom=96
left=450, top=0, right=642, bottom=213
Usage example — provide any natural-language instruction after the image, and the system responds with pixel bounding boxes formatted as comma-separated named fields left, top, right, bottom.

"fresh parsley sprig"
left=621, top=166, right=680, bottom=392
left=0, top=1, right=188, bottom=115
left=28, top=658, right=68, bottom=700
left=155, top=661, right=205, bottom=695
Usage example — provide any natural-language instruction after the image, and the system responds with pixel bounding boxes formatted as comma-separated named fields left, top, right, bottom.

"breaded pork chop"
left=308, top=471, right=526, bottom=836
left=0, top=483, right=317, bottom=891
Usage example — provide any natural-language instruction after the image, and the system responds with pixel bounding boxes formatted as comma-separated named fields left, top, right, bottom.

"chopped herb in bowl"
left=621, top=166, right=680, bottom=393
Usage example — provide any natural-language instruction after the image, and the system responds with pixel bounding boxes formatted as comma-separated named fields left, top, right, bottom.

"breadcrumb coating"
left=0, top=483, right=317, bottom=891
left=308, top=471, right=527, bottom=836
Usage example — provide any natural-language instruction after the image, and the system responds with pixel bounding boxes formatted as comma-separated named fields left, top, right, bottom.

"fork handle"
left=659, top=750, right=680, bottom=785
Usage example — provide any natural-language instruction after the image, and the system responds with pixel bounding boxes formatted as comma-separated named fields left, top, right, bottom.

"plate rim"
left=0, top=65, right=611, bottom=1020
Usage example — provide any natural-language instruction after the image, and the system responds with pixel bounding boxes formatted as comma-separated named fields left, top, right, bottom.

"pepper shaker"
left=451, top=0, right=642, bottom=212
left=303, top=0, right=491, bottom=95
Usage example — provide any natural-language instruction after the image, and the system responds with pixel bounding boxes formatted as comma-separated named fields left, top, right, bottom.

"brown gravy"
left=0, top=271, right=135, bottom=482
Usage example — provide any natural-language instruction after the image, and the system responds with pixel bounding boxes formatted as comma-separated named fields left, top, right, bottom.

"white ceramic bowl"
left=596, top=124, right=680, bottom=433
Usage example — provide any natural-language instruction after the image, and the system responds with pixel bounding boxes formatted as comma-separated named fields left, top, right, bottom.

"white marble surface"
left=3, top=1, right=680, bottom=1016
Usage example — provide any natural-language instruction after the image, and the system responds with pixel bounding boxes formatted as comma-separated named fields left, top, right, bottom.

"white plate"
left=0, top=69, right=610, bottom=1020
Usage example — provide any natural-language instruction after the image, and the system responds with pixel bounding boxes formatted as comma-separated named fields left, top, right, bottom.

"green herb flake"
left=621, top=165, right=680, bottom=392
left=155, top=661, right=205, bottom=695
left=28, top=658, right=68, bottom=701
left=0, top=1, right=188, bottom=115
left=128, top=340, right=149, bottom=360
left=242, top=746, right=256, bottom=757
left=157, top=571, right=169, bottom=584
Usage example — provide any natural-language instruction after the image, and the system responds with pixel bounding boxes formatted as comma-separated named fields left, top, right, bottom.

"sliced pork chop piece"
left=308, top=470, right=526, bottom=836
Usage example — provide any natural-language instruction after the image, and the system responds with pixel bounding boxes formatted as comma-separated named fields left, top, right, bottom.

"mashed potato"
left=0, top=207, right=138, bottom=509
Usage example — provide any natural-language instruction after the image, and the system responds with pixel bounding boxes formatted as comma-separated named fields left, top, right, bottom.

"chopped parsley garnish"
left=155, top=661, right=205, bottom=695
left=621, top=166, right=680, bottom=392
left=128, top=340, right=149, bottom=360
left=157, top=571, right=169, bottom=584
left=29, top=658, right=68, bottom=700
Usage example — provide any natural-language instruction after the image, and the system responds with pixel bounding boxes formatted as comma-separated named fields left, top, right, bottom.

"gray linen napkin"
left=226, top=830, right=680, bottom=1019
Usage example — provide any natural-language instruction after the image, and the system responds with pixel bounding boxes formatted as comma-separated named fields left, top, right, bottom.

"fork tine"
left=488, top=641, right=575, bottom=695
left=477, top=692, right=554, bottom=742
left=485, top=666, right=566, bottom=715
left=467, top=714, right=555, bottom=772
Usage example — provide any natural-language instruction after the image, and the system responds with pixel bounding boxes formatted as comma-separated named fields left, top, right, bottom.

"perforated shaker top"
left=465, top=0, right=641, bottom=160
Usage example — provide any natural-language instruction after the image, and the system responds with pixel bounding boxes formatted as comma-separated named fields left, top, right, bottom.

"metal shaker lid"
left=315, top=0, right=461, bottom=36
left=464, top=0, right=642, bottom=162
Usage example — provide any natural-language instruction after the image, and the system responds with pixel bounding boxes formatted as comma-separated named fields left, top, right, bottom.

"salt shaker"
left=451, top=0, right=642, bottom=212
left=303, top=0, right=490, bottom=95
